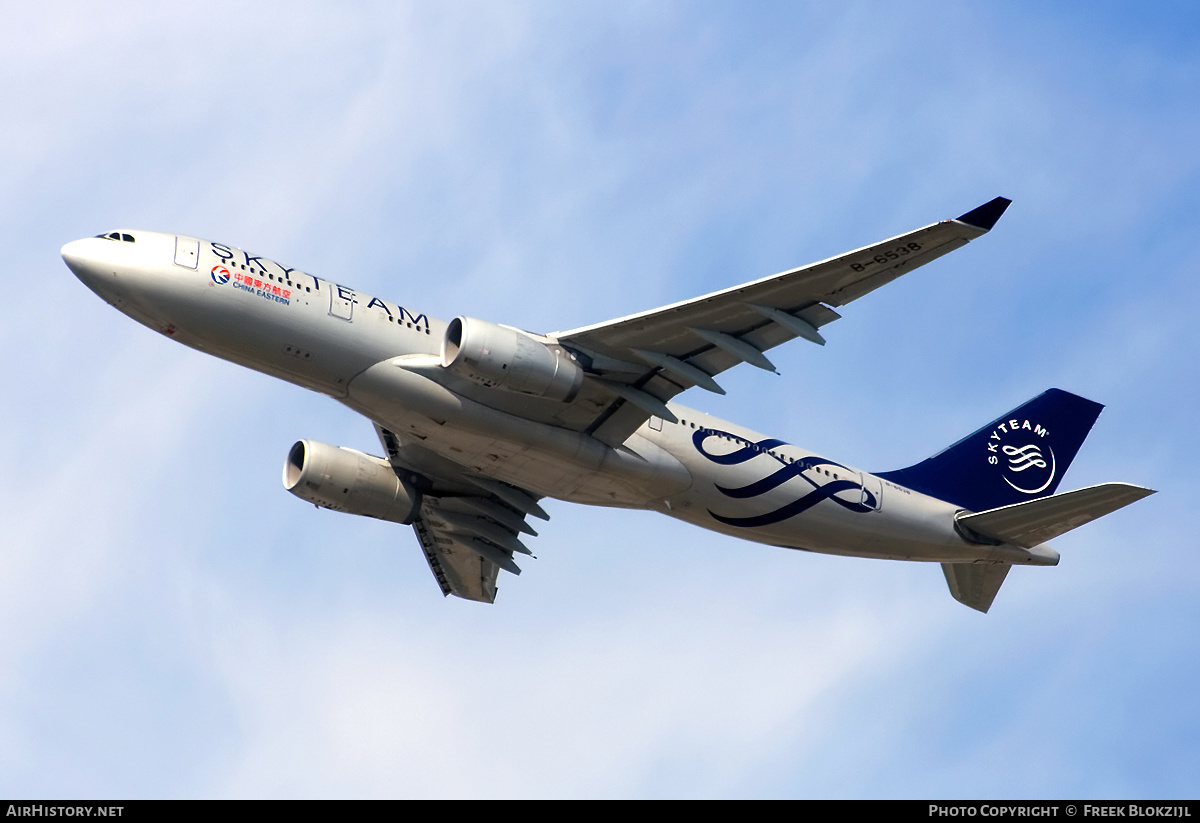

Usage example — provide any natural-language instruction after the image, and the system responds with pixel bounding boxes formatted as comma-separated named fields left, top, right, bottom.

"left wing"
left=375, top=425, right=545, bottom=603
left=552, top=197, right=1011, bottom=445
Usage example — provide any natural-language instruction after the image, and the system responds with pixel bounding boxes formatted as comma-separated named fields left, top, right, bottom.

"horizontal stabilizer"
left=942, top=562, right=1010, bottom=613
left=957, top=483, right=1155, bottom=549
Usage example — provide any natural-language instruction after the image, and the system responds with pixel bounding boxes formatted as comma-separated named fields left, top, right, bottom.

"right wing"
left=552, top=197, right=1012, bottom=445
left=375, top=424, right=546, bottom=604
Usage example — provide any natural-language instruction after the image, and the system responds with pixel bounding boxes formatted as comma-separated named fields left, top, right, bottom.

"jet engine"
left=441, top=316, right=584, bottom=402
left=283, top=440, right=420, bottom=524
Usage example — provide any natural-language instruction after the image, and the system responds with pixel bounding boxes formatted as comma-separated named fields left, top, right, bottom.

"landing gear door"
left=860, top=472, right=883, bottom=512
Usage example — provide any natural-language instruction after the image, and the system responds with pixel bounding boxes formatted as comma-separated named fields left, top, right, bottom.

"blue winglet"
left=956, top=197, right=1012, bottom=231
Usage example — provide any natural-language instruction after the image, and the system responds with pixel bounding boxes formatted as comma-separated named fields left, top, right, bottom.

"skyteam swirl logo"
left=693, top=429, right=875, bottom=528
left=1004, top=443, right=1046, bottom=472
left=987, top=418, right=1056, bottom=495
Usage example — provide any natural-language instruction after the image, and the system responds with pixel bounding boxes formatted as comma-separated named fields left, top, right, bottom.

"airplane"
left=62, top=197, right=1154, bottom=613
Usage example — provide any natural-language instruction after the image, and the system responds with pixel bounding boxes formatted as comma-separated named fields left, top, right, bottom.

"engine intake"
left=441, top=316, right=584, bottom=402
left=283, top=440, right=420, bottom=524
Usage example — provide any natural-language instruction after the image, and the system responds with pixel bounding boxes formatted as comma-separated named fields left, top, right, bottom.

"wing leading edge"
left=553, top=197, right=1011, bottom=445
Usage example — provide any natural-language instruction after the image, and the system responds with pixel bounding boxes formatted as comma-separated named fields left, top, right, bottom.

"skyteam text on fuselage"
left=62, top=199, right=1154, bottom=612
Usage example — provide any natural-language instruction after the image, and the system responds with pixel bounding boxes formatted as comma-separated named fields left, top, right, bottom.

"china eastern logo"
left=211, top=265, right=231, bottom=285
left=987, top=417, right=1055, bottom=495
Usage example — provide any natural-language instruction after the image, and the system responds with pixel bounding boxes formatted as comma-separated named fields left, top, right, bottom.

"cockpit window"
left=95, top=231, right=136, bottom=243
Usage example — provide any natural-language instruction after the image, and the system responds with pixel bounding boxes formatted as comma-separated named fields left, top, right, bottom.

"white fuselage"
left=63, top=230, right=1056, bottom=569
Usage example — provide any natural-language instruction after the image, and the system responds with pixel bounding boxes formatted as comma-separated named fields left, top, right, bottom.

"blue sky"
left=2, top=1, right=1198, bottom=798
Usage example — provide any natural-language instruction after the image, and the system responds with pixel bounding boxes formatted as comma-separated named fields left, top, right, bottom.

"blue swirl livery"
left=693, top=429, right=877, bottom=528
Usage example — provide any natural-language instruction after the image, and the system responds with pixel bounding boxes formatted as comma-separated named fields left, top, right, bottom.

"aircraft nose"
left=61, top=237, right=113, bottom=292
left=60, top=239, right=83, bottom=267
left=62, top=238, right=95, bottom=277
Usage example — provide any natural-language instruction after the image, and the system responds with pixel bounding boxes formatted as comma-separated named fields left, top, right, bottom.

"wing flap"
left=375, top=425, right=545, bottom=603
left=411, top=505, right=499, bottom=603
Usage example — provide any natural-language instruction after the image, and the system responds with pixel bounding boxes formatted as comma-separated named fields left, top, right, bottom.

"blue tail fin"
left=877, top=389, right=1104, bottom=513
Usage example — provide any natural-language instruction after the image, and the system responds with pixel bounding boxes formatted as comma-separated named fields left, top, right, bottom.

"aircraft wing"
left=375, top=425, right=545, bottom=603
left=553, top=197, right=1011, bottom=445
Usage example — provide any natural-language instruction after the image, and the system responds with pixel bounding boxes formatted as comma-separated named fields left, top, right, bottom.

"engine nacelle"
left=441, top=316, right=584, bottom=402
left=282, top=440, right=420, bottom=524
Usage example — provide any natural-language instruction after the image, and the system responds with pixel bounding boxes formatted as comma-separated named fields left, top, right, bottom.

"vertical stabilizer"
left=878, top=389, right=1103, bottom=512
